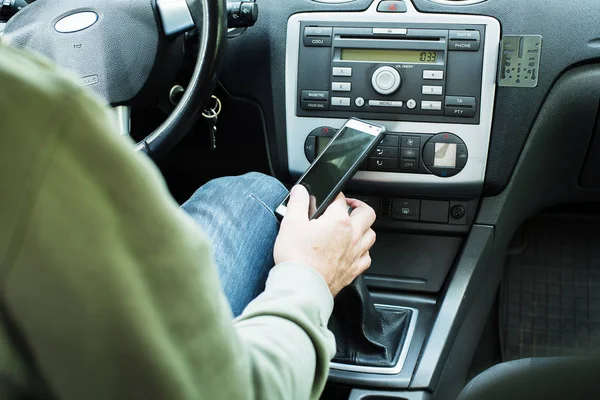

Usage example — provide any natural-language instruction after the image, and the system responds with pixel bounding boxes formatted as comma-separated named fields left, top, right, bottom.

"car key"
left=206, top=111, right=218, bottom=150
left=202, top=95, right=222, bottom=151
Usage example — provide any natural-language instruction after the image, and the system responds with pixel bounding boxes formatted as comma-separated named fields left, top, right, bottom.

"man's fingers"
left=284, top=185, right=310, bottom=221
left=349, top=202, right=376, bottom=234
left=357, top=229, right=377, bottom=254
left=357, top=251, right=372, bottom=274
left=322, top=192, right=349, bottom=218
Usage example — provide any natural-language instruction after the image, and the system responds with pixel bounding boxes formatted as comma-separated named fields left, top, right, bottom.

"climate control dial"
left=371, top=66, right=401, bottom=95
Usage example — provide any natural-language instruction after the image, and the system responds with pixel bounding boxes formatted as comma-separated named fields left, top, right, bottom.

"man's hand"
left=274, top=185, right=377, bottom=297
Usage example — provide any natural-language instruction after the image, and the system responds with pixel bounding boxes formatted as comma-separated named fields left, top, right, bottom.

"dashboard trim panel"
left=285, top=1, right=500, bottom=197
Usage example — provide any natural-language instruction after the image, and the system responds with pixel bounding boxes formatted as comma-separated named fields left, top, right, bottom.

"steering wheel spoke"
left=113, top=106, right=131, bottom=137
left=156, top=0, right=195, bottom=37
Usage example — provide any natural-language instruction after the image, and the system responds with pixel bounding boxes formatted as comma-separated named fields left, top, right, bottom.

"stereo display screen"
left=341, top=49, right=439, bottom=64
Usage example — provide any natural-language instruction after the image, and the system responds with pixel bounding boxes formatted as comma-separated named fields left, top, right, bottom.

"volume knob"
left=371, top=66, right=401, bottom=95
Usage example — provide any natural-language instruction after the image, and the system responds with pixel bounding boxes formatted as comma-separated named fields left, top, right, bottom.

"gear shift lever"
left=328, top=275, right=412, bottom=367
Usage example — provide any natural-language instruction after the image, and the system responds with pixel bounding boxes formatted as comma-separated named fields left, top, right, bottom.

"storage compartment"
left=349, top=389, right=432, bottom=400
left=366, top=232, right=462, bottom=292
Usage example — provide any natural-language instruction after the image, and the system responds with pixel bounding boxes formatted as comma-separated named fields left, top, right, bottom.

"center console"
left=284, top=0, right=501, bottom=396
left=285, top=1, right=500, bottom=197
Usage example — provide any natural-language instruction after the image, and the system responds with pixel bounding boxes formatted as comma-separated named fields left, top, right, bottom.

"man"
left=0, top=42, right=377, bottom=399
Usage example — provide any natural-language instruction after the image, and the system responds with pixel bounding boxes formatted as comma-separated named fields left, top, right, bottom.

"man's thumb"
left=285, top=185, right=309, bottom=220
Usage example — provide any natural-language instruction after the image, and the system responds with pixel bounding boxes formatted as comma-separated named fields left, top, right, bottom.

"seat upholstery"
left=457, top=357, right=600, bottom=400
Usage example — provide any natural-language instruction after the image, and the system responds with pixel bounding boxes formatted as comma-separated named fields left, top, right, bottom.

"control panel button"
left=422, top=85, right=443, bottom=95
left=373, top=146, right=398, bottom=158
left=401, top=148, right=419, bottom=159
left=406, top=99, right=417, bottom=109
left=301, top=90, right=329, bottom=101
left=369, top=100, right=403, bottom=108
left=305, top=27, right=333, bottom=37
left=444, top=96, right=477, bottom=118
left=377, top=1, right=408, bottom=13
left=457, top=144, right=468, bottom=168
left=423, top=70, right=444, bottom=80
left=333, top=67, right=352, bottom=77
left=304, top=135, right=316, bottom=161
left=301, top=101, right=329, bottom=111
left=449, top=40, right=480, bottom=51
left=332, top=82, right=351, bottom=92
left=303, top=27, right=333, bottom=47
left=401, top=136, right=420, bottom=148
left=449, top=30, right=481, bottom=52
left=421, top=101, right=442, bottom=111
left=372, top=66, right=401, bottom=95
left=373, top=28, right=407, bottom=35
left=392, top=199, right=420, bottom=221
left=355, top=97, right=365, bottom=107
left=331, top=97, right=351, bottom=106
left=449, top=30, right=481, bottom=41
left=380, top=135, right=400, bottom=147
left=370, top=157, right=398, bottom=171
left=445, top=107, right=476, bottom=117
left=445, top=96, right=476, bottom=108
left=422, top=133, right=468, bottom=178
left=400, top=159, right=419, bottom=171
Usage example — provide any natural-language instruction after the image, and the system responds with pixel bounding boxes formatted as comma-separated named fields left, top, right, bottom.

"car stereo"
left=298, top=24, right=483, bottom=124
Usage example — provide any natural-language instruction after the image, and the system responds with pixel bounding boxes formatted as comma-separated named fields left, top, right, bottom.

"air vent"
left=380, top=197, right=392, bottom=220
left=428, top=0, right=487, bottom=5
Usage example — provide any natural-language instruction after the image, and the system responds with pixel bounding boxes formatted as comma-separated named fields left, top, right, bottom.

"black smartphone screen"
left=280, top=119, right=385, bottom=218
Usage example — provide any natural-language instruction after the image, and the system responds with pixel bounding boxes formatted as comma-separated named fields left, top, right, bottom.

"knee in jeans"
left=199, top=172, right=287, bottom=209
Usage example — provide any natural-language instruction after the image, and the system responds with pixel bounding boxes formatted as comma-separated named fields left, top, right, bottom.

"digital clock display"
left=341, top=49, right=439, bottom=64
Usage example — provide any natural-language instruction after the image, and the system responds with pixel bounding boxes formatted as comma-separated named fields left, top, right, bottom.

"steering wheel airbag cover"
left=4, top=0, right=159, bottom=104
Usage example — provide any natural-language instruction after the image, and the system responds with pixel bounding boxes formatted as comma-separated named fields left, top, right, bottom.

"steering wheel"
left=2, top=0, right=227, bottom=157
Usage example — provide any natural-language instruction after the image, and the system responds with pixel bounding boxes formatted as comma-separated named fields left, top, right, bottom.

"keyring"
left=202, top=95, right=222, bottom=119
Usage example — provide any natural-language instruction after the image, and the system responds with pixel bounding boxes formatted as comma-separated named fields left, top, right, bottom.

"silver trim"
left=330, top=305, right=419, bottom=375
left=156, top=0, right=195, bottom=37
left=285, top=1, right=501, bottom=195
left=428, top=0, right=487, bottom=5
left=113, top=106, right=131, bottom=137
left=54, top=12, right=98, bottom=33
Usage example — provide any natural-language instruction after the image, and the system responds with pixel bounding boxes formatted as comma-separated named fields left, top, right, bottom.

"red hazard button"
left=377, top=1, right=408, bottom=13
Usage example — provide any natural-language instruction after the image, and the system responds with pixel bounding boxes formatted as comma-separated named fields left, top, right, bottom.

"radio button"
left=301, top=101, right=329, bottom=111
left=333, top=67, right=352, bottom=77
left=301, top=90, right=329, bottom=101
left=332, top=82, right=352, bottom=92
left=373, top=28, right=407, bottom=35
left=449, top=30, right=481, bottom=41
left=355, top=97, right=365, bottom=107
left=422, top=101, right=442, bottom=111
left=304, top=27, right=333, bottom=37
left=331, top=97, right=351, bottom=107
left=368, top=100, right=403, bottom=108
left=449, top=40, right=480, bottom=51
left=422, top=85, right=443, bottom=95
left=372, top=66, right=401, bottom=95
left=406, top=99, right=417, bottom=109
left=423, top=70, right=444, bottom=80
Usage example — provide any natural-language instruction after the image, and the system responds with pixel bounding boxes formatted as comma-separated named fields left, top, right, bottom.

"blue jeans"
left=182, top=172, right=288, bottom=317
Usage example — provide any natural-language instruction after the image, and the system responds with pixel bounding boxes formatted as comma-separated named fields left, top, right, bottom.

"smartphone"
left=275, top=118, right=387, bottom=220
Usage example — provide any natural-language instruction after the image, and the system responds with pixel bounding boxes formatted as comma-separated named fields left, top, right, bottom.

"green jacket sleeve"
left=0, top=44, right=335, bottom=400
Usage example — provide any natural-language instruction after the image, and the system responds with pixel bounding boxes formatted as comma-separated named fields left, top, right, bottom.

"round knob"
left=371, top=66, right=401, bottom=95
